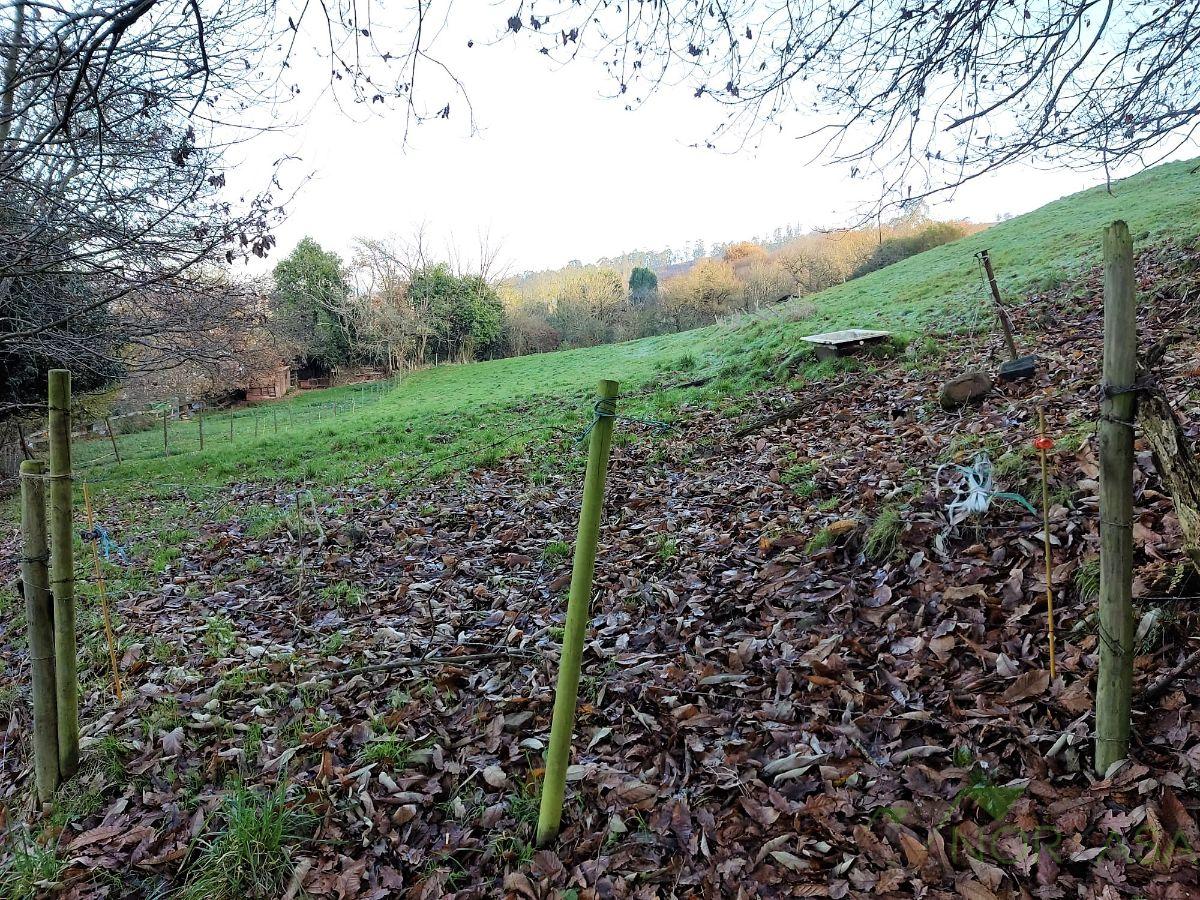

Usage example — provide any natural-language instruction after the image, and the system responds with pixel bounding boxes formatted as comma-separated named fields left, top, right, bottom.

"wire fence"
left=0, top=378, right=406, bottom=493
left=0, top=372, right=714, bottom=540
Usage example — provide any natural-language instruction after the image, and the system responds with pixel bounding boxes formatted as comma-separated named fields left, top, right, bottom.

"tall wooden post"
left=537, top=379, right=619, bottom=846
left=163, top=410, right=169, bottom=455
left=21, top=460, right=59, bottom=800
left=977, top=249, right=1020, bottom=361
left=229, top=411, right=234, bottom=442
left=1095, top=221, right=1136, bottom=775
left=105, top=418, right=121, bottom=464
left=198, top=407, right=204, bottom=450
left=48, top=369, right=79, bottom=777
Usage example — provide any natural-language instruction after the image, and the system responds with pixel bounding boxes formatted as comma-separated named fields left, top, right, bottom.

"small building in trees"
left=244, top=362, right=293, bottom=402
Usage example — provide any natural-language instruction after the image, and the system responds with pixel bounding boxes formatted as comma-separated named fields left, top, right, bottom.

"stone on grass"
left=940, top=371, right=993, bottom=410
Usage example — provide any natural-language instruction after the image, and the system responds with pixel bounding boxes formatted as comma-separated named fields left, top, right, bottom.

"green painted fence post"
left=48, top=369, right=79, bottom=778
left=1095, top=221, right=1137, bottom=774
left=537, top=379, right=619, bottom=846
left=21, top=459, right=59, bottom=801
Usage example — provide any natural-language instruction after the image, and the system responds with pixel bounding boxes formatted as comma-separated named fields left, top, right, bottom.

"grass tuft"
left=1075, top=557, right=1101, bottom=601
left=204, top=614, right=237, bottom=659
left=865, top=506, right=904, bottom=561
left=540, top=540, right=572, bottom=565
left=806, top=527, right=834, bottom=555
left=0, top=829, right=63, bottom=900
left=506, top=780, right=540, bottom=827
left=359, top=730, right=420, bottom=768
left=180, top=785, right=313, bottom=900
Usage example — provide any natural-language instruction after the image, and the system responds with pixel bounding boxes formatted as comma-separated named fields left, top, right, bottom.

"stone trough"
left=800, top=328, right=892, bottom=361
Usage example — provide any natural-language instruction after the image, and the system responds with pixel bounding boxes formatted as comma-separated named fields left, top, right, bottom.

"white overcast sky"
left=235, top=10, right=1171, bottom=277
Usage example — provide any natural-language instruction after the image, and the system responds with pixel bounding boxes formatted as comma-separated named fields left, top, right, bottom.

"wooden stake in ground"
left=105, top=418, right=121, bottom=464
left=48, top=369, right=80, bottom=777
left=163, top=410, right=169, bottom=455
left=20, top=460, right=59, bottom=801
left=198, top=407, right=204, bottom=450
left=1096, top=220, right=1137, bottom=776
left=537, top=379, right=619, bottom=846
left=83, top=482, right=123, bottom=701
left=229, top=411, right=234, bottom=442
left=1035, top=409, right=1057, bottom=679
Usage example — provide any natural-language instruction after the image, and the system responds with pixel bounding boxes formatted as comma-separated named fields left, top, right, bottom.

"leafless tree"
left=502, top=1, right=1200, bottom=208
left=0, top=0, right=469, bottom=410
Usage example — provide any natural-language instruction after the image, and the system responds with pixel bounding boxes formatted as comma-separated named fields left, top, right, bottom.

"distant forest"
left=498, top=209, right=986, bottom=354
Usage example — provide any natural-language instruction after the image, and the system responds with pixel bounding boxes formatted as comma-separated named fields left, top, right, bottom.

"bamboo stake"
left=105, top=418, right=121, bottom=464
left=48, top=369, right=79, bottom=777
left=82, top=482, right=123, bottom=701
left=1036, top=408, right=1057, bottom=679
left=20, top=460, right=59, bottom=800
left=537, top=379, right=619, bottom=846
left=1096, top=220, right=1136, bottom=775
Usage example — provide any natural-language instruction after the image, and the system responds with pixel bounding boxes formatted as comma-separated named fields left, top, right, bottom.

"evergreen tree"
left=628, top=267, right=659, bottom=306
left=273, top=237, right=354, bottom=369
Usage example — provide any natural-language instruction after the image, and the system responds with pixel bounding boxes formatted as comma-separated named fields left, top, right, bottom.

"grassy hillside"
left=75, top=157, right=1200, bottom=494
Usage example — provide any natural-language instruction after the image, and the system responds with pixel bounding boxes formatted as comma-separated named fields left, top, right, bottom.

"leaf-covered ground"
left=3, top=243, right=1200, bottom=898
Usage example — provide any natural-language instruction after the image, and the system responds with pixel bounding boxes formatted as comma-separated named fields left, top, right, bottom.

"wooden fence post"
left=1096, top=220, right=1136, bottom=775
left=537, top=379, right=619, bottom=846
left=229, top=411, right=234, bottom=442
left=198, top=407, right=204, bottom=450
left=163, top=410, right=169, bottom=455
left=48, top=369, right=79, bottom=778
left=105, top=418, right=121, bottom=464
left=21, top=460, right=59, bottom=801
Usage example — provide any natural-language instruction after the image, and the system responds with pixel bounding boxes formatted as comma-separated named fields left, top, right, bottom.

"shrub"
left=853, top=222, right=972, bottom=277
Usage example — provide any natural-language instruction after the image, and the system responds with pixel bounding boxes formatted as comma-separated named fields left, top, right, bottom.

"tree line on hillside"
left=0, top=206, right=978, bottom=414
left=266, top=211, right=980, bottom=376
left=501, top=211, right=981, bottom=352
left=258, top=210, right=980, bottom=377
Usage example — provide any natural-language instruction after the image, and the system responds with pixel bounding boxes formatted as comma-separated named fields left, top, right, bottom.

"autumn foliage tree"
left=661, top=259, right=742, bottom=329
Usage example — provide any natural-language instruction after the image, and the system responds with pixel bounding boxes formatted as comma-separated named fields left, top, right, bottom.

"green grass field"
left=72, top=157, right=1200, bottom=496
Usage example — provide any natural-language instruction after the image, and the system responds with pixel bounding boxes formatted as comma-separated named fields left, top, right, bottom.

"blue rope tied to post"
left=573, top=396, right=676, bottom=448
left=81, top=525, right=129, bottom=564
left=576, top=396, right=617, bottom=446
left=576, top=396, right=674, bottom=445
